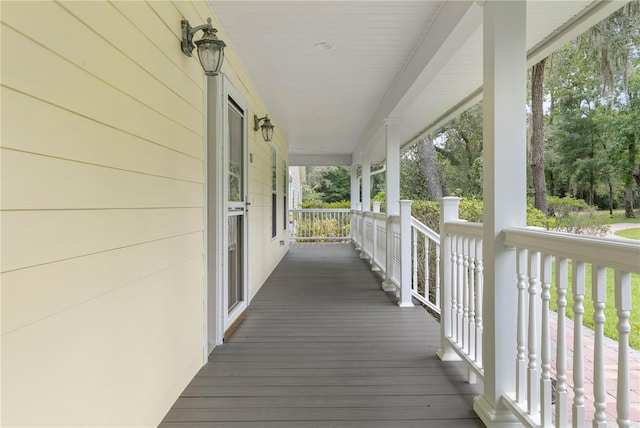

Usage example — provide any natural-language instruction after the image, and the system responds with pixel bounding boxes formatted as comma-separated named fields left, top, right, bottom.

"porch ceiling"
left=208, top=0, right=628, bottom=165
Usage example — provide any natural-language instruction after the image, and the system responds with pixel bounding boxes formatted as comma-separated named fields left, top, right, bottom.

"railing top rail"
left=504, top=226, right=640, bottom=274
left=444, top=220, right=484, bottom=239
left=373, top=213, right=386, bottom=221
left=290, top=208, right=351, bottom=213
left=410, top=217, right=440, bottom=242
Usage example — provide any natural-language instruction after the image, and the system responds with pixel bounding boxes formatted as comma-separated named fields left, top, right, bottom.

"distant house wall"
left=289, top=166, right=303, bottom=209
left=0, top=1, right=287, bottom=426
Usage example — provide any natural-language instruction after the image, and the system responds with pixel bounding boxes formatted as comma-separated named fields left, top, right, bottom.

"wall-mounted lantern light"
left=254, top=114, right=275, bottom=142
left=181, top=17, right=226, bottom=76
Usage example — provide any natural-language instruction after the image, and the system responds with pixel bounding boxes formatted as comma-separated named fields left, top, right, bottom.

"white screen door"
left=224, top=96, right=248, bottom=332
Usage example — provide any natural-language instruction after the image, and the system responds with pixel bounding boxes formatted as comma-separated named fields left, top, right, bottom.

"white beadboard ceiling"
left=208, top=0, right=628, bottom=164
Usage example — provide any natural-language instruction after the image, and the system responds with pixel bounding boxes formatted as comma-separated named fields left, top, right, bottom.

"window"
left=282, top=160, right=288, bottom=230
left=271, top=146, right=277, bottom=239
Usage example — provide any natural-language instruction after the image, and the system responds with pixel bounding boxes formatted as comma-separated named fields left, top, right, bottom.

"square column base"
left=436, top=347, right=461, bottom=362
left=397, top=301, right=414, bottom=308
left=473, top=395, right=520, bottom=428
left=381, top=280, right=396, bottom=292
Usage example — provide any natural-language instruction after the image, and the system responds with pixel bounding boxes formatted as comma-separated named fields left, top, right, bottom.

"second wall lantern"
left=254, top=114, right=275, bottom=142
left=181, top=17, right=226, bottom=76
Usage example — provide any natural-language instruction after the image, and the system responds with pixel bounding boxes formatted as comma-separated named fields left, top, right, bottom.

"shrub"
left=301, top=200, right=351, bottom=209
left=295, top=218, right=351, bottom=241
left=459, top=197, right=483, bottom=223
left=411, top=200, right=440, bottom=232
left=546, top=196, right=609, bottom=236
left=372, top=191, right=386, bottom=202
left=527, top=204, right=556, bottom=229
left=547, top=196, right=590, bottom=217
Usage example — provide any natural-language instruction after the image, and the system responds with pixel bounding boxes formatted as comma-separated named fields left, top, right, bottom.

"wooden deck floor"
left=160, top=243, right=483, bottom=427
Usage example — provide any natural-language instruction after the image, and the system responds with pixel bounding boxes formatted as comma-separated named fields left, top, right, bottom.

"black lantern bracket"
left=181, top=18, right=215, bottom=57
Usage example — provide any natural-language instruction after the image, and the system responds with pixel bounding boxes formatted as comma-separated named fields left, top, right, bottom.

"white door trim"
left=205, top=75, right=225, bottom=357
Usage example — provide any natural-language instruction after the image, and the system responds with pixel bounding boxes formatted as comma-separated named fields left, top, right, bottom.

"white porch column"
left=383, top=119, right=400, bottom=291
left=398, top=200, right=414, bottom=307
left=361, top=160, right=371, bottom=212
left=385, top=118, right=401, bottom=216
left=473, top=2, right=526, bottom=426
left=360, top=159, right=371, bottom=259
left=351, top=163, right=361, bottom=248
left=437, top=197, right=462, bottom=361
left=350, top=163, right=359, bottom=211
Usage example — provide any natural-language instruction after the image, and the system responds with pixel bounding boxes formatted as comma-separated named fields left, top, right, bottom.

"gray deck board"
left=160, top=243, right=482, bottom=427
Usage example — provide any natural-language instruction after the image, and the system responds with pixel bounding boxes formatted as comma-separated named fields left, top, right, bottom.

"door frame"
left=205, top=75, right=249, bottom=357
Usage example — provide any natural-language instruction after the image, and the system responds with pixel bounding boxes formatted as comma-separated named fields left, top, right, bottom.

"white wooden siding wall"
left=246, top=126, right=288, bottom=300
left=0, top=0, right=288, bottom=426
left=289, top=166, right=302, bottom=209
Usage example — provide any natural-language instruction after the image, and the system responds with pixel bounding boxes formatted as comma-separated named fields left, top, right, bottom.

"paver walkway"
left=603, top=222, right=640, bottom=241
left=549, top=313, right=640, bottom=424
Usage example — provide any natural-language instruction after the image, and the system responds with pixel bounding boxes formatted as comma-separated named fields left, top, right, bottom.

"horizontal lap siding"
left=1, top=1, right=207, bottom=426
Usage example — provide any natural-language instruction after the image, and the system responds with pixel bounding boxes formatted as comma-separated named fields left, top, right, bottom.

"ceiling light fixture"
left=313, top=42, right=335, bottom=51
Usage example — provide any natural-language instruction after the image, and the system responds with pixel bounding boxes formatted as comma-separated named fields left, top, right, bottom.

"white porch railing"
left=359, top=206, right=388, bottom=272
left=440, top=197, right=640, bottom=428
left=410, top=216, right=441, bottom=314
left=289, top=208, right=351, bottom=242
left=501, top=227, right=639, bottom=428
left=297, top=199, right=639, bottom=427
left=353, top=201, right=441, bottom=313
left=440, top=218, right=485, bottom=384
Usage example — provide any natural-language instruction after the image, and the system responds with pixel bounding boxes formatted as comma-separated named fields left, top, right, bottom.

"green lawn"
left=549, top=262, right=640, bottom=350
left=597, top=209, right=640, bottom=225
left=615, top=228, right=640, bottom=240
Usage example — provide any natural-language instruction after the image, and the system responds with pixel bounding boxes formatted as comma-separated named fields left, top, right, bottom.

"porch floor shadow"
left=160, top=243, right=483, bottom=428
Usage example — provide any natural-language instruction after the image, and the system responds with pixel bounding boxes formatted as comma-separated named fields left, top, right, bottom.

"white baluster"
left=527, top=251, right=540, bottom=417
left=516, top=248, right=527, bottom=403
left=592, top=265, right=607, bottom=428
left=555, top=257, right=568, bottom=428
left=540, top=254, right=552, bottom=427
left=475, top=239, right=483, bottom=367
left=469, top=238, right=477, bottom=362
left=435, top=244, right=441, bottom=309
left=456, top=235, right=464, bottom=344
left=463, top=236, right=470, bottom=354
left=411, top=227, right=418, bottom=292
left=450, top=235, right=458, bottom=341
left=572, top=260, right=586, bottom=428
left=424, top=238, right=430, bottom=301
left=615, top=270, right=631, bottom=428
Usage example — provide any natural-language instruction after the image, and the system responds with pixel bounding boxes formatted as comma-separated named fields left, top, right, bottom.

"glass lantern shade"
left=261, top=118, right=275, bottom=142
left=195, top=29, right=226, bottom=76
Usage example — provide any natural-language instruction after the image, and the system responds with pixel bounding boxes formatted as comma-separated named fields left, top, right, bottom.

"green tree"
left=400, top=145, right=430, bottom=200
left=530, top=57, right=548, bottom=213
left=545, top=4, right=639, bottom=212
left=606, top=70, right=640, bottom=217
left=435, top=103, right=483, bottom=198
left=312, top=166, right=351, bottom=203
